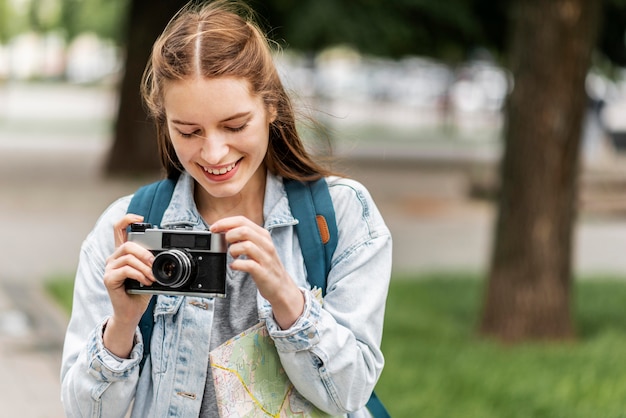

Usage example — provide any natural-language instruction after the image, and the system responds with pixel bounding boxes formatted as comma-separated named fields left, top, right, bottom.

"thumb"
left=114, top=214, right=145, bottom=247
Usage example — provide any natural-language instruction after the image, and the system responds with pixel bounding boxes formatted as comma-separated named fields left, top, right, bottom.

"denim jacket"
left=61, top=171, right=392, bottom=418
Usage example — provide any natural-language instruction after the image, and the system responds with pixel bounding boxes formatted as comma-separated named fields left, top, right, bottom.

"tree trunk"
left=104, top=0, right=186, bottom=177
left=480, top=0, right=602, bottom=342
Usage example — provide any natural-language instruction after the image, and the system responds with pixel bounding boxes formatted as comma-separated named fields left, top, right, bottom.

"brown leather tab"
left=316, top=215, right=331, bottom=244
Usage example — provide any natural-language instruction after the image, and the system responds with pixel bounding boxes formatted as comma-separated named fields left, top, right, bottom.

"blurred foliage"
left=257, top=0, right=509, bottom=63
left=57, top=0, right=129, bottom=43
left=599, top=0, right=626, bottom=67
left=0, top=0, right=6, bottom=42
left=0, top=0, right=128, bottom=43
left=1, top=0, right=626, bottom=68
left=259, top=0, right=626, bottom=68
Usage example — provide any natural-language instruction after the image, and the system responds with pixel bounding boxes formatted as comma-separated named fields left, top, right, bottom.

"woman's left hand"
left=211, top=216, right=304, bottom=329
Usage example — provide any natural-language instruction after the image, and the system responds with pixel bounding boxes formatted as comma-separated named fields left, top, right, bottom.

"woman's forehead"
left=163, top=77, right=264, bottom=120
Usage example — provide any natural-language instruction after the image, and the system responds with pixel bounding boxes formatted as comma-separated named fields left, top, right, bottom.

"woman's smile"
left=200, top=158, right=241, bottom=181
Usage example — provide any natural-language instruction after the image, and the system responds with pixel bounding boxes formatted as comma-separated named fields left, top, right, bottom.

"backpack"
left=127, top=176, right=390, bottom=418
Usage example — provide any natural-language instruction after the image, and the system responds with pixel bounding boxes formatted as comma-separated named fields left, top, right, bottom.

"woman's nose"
left=200, top=134, right=229, bottom=164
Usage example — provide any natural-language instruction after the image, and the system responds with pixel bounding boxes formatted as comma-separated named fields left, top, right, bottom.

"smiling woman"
left=60, top=1, right=392, bottom=417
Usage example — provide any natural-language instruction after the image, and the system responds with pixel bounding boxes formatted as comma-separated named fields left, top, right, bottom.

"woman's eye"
left=179, top=130, right=199, bottom=138
left=226, top=123, right=248, bottom=133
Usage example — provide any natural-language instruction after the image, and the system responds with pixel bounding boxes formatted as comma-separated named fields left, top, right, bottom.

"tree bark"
left=104, top=0, right=186, bottom=177
left=480, top=0, right=602, bottom=342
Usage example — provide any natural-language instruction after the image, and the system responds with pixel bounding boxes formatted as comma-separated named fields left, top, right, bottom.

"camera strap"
left=127, top=175, right=389, bottom=418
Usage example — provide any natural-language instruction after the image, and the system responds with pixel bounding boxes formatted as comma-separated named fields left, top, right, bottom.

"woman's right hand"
left=102, top=214, right=156, bottom=358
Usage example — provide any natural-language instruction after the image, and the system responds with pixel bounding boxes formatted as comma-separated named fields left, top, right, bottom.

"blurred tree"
left=480, top=0, right=602, bottom=342
left=105, top=0, right=187, bottom=176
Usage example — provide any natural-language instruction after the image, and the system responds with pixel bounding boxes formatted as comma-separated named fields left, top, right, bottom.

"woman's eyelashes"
left=225, top=123, right=248, bottom=133
left=178, top=129, right=201, bottom=139
left=176, top=123, right=248, bottom=138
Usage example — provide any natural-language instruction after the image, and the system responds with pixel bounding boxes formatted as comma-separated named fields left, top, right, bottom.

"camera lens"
left=152, top=249, right=193, bottom=288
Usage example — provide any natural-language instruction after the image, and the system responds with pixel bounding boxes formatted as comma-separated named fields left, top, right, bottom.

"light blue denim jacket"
left=61, top=171, right=392, bottom=417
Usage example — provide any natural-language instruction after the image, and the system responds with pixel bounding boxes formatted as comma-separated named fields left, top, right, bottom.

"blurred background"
left=4, top=0, right=626, bottom=416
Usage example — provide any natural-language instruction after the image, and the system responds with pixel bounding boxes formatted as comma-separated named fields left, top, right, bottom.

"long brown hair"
left=141, top=0, right=334, bottom=181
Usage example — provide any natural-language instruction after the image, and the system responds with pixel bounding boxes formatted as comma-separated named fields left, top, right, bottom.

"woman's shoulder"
left=325, top=176, right=376, bottom=209
left=324, top=175, right=387, bottom=234
left=76, top=194, right=133, bottom=268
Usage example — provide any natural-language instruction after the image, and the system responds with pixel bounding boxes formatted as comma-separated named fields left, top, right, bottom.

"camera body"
left=124, top=223, right=228, bottom=298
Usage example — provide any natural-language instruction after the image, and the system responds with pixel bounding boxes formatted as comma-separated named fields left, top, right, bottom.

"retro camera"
left=124, top=223, right=228, bottom=297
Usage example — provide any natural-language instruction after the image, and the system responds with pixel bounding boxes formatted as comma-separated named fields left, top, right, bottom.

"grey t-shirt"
left=199, top=266, right=259, bottom=417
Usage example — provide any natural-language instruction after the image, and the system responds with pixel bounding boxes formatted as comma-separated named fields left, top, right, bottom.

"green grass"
left=47, top=272, right=626, bottom=417
left=377, top=273, right=626, bottom=417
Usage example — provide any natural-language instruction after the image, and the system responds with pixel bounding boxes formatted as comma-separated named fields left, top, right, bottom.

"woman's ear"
left=267, top=102, right=278, bottom=124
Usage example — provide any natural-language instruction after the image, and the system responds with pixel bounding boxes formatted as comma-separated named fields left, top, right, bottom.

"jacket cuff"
left=266, top=288, right=322, bottom=352
left=86, top=318, right=143, bottom=382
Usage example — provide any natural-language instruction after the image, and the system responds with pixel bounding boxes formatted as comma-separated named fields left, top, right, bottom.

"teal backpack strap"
left=284, top=178, right=390, bottom=417
left=127, top=177, right=178, bottom=227
left=366, top=391, right=390, bottom=418
left=284, top=178, right=338, bottom=296
left=126, top=177, right=178, bottom=372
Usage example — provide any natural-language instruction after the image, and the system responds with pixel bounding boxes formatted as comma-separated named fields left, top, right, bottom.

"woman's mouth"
left=199, top=159, right=241, bottom=182
left=202, top=161, right=238, bottom=175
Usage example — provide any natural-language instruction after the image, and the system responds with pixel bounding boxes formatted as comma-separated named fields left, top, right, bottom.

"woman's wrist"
left=271, top=286, right=306, bottom=330
left=102, top=316, right=138, bottom=359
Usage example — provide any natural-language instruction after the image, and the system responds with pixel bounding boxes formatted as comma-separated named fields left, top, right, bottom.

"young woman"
left=61, top=1, right=392, bottom=417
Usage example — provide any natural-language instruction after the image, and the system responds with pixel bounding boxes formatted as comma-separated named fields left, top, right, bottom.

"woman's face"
left=163, top=76, right=274, bottom=200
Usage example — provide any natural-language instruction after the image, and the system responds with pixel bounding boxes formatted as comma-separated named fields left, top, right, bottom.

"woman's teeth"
left=203, top=162, right=236, bottom=175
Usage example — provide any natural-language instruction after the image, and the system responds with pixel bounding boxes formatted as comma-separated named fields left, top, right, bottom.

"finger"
left=210, top=216, right=255, bottom=233
left=228, top=240, right=266, bottom=263
left=106, top=265, right=154, bottom=288
left=224, top=225, right=272, bottom=248
left=229, top=258, right=262, bottom=276
left=105, top=261, right=154, bottom=289
left=113, top=214, right=145, bottom=247
left=106, top=242, right=155, bottom=289
left=110, top=241, right=155, bottom=265
left=107, top=253, right=155, bottom=282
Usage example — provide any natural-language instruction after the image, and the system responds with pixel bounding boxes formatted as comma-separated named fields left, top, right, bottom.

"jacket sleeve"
left=266, top=178, right=392, bottom=415
left=60, top=196, right=144, bottom=418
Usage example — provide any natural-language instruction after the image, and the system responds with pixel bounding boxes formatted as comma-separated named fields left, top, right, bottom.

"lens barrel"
left=152, top=249, right=194, bottom=288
